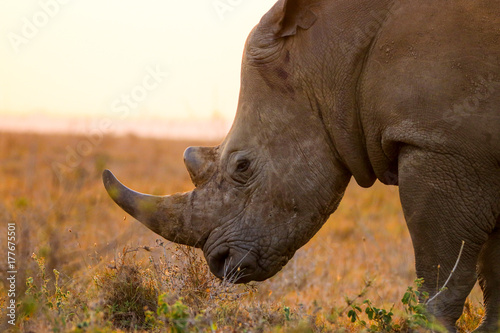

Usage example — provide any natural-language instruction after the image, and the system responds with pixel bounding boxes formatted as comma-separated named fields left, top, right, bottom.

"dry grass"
left=0, top=131, right=485, bottom=332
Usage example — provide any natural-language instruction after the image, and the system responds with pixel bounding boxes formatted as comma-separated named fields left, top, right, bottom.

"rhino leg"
left=398, top=147, right=498, bottom=332
left=476, top=224, right=500, bottom=332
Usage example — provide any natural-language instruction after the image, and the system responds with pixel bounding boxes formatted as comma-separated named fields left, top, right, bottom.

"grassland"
left=0, top=131, right=485, bottom=332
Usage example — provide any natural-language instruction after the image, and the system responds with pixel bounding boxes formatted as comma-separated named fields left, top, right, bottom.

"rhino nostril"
left=208, top=247, right=231, bottom=279
left=208, top=248, right=258, bottom=283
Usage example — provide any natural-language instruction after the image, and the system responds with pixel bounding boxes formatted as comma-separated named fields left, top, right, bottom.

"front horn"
left=102, top=169, right=207, bottom=248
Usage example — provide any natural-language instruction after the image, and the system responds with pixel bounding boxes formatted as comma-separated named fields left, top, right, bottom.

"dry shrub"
left=95, top=252, right=158, bottom=330
left=456, top=299, right=485, bottom=332
left=90, top=242, right=296, bottom=332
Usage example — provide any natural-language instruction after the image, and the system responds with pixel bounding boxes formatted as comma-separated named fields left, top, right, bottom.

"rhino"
left=103, top=0, right=500, bottom=331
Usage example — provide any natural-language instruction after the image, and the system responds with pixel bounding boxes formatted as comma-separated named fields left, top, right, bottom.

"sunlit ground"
left=0, top=130, right=484, bottom=332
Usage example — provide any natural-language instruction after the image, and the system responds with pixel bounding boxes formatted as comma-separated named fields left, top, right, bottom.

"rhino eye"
left=230, top=157, right=253, bottom=184
left=235, top=159, right=250, bottom=173
left=227, top=151, right=254, bottom=184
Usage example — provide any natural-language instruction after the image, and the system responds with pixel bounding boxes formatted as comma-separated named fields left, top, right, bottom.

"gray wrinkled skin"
left=103, top=0, right=500, bottom=331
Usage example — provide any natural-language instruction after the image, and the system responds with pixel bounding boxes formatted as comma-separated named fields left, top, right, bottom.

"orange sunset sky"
left=0, top=0, right=277, bottom=138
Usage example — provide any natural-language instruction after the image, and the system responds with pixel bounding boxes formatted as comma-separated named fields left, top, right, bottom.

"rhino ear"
left=261, top=0, right=317, bottom=38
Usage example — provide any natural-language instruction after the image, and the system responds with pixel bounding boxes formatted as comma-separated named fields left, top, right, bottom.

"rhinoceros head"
left=103, top=0, right=351, bottom=283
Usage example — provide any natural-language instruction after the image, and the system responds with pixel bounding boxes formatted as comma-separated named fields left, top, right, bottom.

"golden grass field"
left=0, top=131, right=486, bottom=332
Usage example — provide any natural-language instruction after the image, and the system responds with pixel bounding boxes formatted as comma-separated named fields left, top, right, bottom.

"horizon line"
left=0, top=113, right=233, bottom=141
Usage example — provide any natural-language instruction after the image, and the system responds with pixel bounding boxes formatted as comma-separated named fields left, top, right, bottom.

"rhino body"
left=104, top=0, right=500, bottom=331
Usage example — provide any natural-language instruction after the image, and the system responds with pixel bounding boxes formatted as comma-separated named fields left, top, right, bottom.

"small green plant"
left=25, top=254, right=50, bottom=305
left=345, top=278, right=438, bottom=332
left=347, top=300, right=395, bottom=332
left=19, top=253, right=73, bottom=332
left=156, top=294, right=190, bottom=333
left=284, top=306, right=291, bottom=321
left=365, top=299, right=395, bottom=331
left=401, top=277, right=430, bottom=329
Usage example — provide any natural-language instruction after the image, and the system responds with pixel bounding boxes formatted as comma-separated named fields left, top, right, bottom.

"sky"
left=0, top=0, right=277, bottom=122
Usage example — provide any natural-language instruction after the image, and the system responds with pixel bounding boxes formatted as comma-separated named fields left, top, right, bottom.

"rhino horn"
left=183, top=146, right=216, bottom=187
left=102, top=169, right=206, bottom=248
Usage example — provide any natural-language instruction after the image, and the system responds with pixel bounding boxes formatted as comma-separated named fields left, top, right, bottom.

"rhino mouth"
left=203, top=231, right=291, bottom=284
